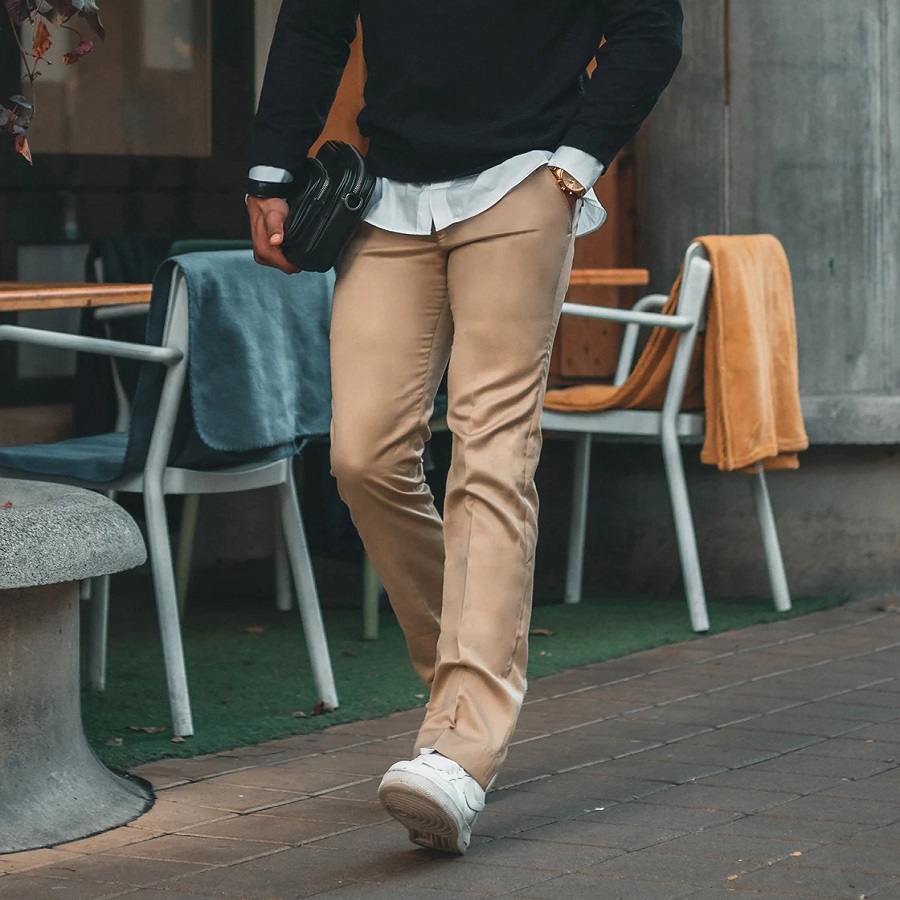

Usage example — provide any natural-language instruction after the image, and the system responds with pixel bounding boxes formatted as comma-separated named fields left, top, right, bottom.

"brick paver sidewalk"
left=3, top=600, right=900, bottom=899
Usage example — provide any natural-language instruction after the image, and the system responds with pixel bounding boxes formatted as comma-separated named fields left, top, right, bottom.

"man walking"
left=247, top=0, right=683, bottom=855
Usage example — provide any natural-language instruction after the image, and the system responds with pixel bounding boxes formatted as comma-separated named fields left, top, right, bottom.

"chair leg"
left=174, top=494, right=200, bottom=617
left=749, top=466, right=792, bottom=612
left=87, top=573, right=110, bottom=691
left=277, top=467, right=339, bottom=709
left=274, top=493, right=292, bottom=612
left=660, top=432, right=710, bottom=633
left=87, top=487, right=117, bottom=691
left=564, top=434, right=592, bottom=604
left=362, top=553, right=381, bottom=641
left=144, top=485, right=194, bottom=737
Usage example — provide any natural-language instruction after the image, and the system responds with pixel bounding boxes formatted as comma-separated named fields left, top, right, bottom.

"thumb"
left=263, top=207, right=286, bottom=246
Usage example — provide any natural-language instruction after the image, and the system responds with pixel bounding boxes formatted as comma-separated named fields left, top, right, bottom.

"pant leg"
left=329, top=224, right=453, bottom=686
left=415, top=168, right=580, bottom=787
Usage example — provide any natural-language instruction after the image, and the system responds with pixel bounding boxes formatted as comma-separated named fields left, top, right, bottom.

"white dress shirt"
left=250, top=146, right=607, bottom=238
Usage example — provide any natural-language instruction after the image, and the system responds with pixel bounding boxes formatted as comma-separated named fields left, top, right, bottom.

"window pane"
left=22, top=0, right=211, bottom=157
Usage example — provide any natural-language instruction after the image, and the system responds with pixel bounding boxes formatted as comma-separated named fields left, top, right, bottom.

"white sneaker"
left=377, top=749, right=486, bottom=854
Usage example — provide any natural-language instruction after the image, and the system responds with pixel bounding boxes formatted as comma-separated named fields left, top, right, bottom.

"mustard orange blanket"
left=543, top=234, right=809, bottom=471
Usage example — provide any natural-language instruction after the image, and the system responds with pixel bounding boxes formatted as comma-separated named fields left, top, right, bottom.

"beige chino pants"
left=330, top=167, right=580, bottom=788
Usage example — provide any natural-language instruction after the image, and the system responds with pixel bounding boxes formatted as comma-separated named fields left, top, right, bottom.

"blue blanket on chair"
left=126, top=251, right=334, bottom=472
left=0, top=252, right=334, bottom=484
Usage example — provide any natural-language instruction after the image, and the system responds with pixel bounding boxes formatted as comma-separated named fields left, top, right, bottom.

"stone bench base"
left=1, top=478, right=151, bottom=854
left=0, top=581, right=153, bottom=854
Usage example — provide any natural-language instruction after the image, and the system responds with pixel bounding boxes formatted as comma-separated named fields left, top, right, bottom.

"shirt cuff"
left=548, top=146, right=605, bottom=191
left=248, top=165, right=293, bottom=183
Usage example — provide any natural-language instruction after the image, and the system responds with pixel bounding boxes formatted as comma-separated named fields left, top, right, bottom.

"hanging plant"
left=2, top=0, right=105, bottom=163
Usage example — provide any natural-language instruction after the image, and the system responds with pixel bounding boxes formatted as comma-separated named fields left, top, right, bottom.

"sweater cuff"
left=248, top=165, right=294, bottom=183
left=549, top=146, right=605, bottom=191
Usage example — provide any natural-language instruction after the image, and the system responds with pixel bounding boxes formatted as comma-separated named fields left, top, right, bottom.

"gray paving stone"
left=713, top=814, right=870, bottom=843
left=373, top=857, right=561, bottom=894
left=791, top=842, right=900, bottom=877
left=513, top=819, right=684, bottom=851
left=724, top=856, right=896, bottom=898
left=759, top=794, right=900, bottom=826
left=511, top=872, right=697, bottom=899
left=584, top=848, right=753, bottom=884
left=638, top=783, right=799, bottom=813
left=696, top=767, right=844, bottom=796
left=0, top=876, right=127, bottom=899
left=581, top=800, right=740, bottom=831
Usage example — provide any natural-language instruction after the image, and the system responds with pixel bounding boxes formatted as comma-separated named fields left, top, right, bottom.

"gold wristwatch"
left=547, top=165, right=587, bottom=200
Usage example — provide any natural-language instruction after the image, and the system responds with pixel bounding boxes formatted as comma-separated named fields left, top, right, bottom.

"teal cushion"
left=0, top=433, right=128, bottom=484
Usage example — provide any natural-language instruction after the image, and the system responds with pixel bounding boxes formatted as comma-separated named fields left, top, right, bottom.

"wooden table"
left=569, top=268, right=649, bottom=288
left=0, top=282, right=152, bottom=313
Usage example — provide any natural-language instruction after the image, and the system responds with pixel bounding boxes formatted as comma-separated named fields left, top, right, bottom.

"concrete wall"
left=623, top=0, right=900, bottom=601
left=636, top=0, right=900, bottom=444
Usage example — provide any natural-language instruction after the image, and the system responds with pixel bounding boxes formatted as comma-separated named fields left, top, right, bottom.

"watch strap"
left=245, top=178, right=294, bottom=200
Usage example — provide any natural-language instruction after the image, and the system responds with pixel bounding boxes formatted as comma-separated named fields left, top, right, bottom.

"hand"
left=246, top=195, right=301, bottom=274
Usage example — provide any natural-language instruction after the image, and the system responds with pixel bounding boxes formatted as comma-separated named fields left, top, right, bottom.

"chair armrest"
left=0, top=324, right=182, bottom=365
left=560, top=301, right=693, bottom=332
left=633, top=294, right=669, bottom=314
left=93, top=304, right=151, bottom=322
left=614, top=294, right=671, bottom=386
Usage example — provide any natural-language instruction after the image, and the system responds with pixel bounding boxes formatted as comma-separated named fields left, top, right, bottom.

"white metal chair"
left=542, top=242, right=792, bottom=633
left=0, top=261, right=338, bottom=736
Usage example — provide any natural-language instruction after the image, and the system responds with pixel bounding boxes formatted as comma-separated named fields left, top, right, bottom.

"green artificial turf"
left=82, top=567, right=845, bottom=771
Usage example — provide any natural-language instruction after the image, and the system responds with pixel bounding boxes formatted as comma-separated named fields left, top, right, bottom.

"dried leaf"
left=170, top=735, right=186, bottom=744
left=292, top=710, right=308, bottom=719
left=529, top=627, right=556, bottom=636
left=244, top=625, right=265, bottom=634
left=104, top=736, right=123, bottom=746
left=15, top=134, right=32, bottom=164
left=0, top=501, right=12, bottom=509
left=790, top=851, right=803, bottom=857
left=42, top=0, right=78, bottom=18
left=62, top=39, right=93, bottom=65
left=310, top=700, right=334, bottom=717
left=128, top=725, right=166, bottom=734
left=32, top=20, right=52, bottom=61
left=5, top=0, right=37, bottom=25
left=727, top=875, right=739, bottom=881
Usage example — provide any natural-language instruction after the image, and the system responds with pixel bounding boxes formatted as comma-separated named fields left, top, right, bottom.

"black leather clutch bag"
left=281, top=141, right=376, bottom=272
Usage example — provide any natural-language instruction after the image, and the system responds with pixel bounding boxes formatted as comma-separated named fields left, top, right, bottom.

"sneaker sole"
left=377, top=770, right=469, bottom=854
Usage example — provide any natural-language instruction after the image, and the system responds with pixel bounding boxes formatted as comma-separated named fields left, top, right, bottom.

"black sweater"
left=251, top=0, right=683, bottom=183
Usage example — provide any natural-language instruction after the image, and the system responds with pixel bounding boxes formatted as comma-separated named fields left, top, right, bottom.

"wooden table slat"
left=568, top=268, right=650, bottom=287
left=0, top=283, right=152, bottom=313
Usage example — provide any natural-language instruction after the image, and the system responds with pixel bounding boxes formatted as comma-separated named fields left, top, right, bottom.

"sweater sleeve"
left=250, top=0, right=360, bottom=175
left=563, top=0, right=683, bottom=171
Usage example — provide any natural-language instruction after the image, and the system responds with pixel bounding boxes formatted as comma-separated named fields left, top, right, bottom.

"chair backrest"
left=660, top=243, right=712, bottom=423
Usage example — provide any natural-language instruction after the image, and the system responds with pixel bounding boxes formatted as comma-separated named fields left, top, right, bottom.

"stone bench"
left=0, top=478, right=152, bottom=854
